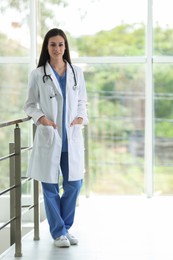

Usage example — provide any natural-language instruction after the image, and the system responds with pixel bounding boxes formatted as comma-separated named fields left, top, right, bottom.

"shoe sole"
left=54, top=242, right=70, bottom=248
left=54, top=244, right=70, bottom=248
left=69, top=241, right=78, bottom=245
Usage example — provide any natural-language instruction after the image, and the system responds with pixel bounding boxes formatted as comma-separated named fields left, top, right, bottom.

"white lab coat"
left=24, top=62, right=88, bottom=183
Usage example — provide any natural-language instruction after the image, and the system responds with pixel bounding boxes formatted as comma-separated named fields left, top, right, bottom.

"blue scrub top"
left=52, top=67, right=68, bottom=152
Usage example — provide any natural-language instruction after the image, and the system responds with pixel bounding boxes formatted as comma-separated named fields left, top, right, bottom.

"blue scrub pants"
left=41, top=152, right=82, bottom=240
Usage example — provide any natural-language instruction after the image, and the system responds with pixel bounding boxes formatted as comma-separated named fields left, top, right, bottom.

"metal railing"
left=0, top=117, right=40, bottom=257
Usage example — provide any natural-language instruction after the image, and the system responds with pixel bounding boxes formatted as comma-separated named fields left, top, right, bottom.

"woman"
left=24, top=28, right=88, bottom=247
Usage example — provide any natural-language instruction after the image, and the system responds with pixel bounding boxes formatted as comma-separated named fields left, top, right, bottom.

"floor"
left=1, top=195, right=173, bottom=260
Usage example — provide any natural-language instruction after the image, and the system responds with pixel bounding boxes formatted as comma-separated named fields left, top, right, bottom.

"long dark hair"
left=37, top=28, right=71, bottom=68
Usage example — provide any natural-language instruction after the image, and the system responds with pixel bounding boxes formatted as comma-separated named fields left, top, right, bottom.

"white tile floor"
left=1, top=195, right=173, bottom=260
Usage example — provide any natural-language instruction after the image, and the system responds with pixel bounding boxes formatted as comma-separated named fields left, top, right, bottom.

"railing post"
left=14, top=124, right=22, bottom=257
left=32, top=124, right=40, bottom=241
left=34, top=180, right=40, bottom=240
left=84, top=125, right=90, bottom=197
left=9, top=143, right=15, bottom=246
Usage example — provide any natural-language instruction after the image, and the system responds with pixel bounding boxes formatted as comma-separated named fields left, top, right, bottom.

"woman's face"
left=47, top=35, right=66, bottom=61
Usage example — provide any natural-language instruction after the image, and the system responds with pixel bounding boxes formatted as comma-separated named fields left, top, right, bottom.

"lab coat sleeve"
left=77, top=69, right=89, bottom=125
left=24, top=70, right=44, bottom=125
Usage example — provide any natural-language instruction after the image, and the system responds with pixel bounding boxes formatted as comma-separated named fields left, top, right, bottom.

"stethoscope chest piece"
left=73, top=85, right=77, bottom=91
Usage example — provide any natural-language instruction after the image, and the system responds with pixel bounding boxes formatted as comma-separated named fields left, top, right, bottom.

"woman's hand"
left=39, top=116, right=57, bottom=129
left=70, top=117, right=83, bottom=126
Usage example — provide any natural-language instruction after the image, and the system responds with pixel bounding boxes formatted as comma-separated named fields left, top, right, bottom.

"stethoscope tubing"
left=42, top=62, right=77, bottom=89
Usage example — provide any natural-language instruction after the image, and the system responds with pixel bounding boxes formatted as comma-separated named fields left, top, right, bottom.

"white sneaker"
left=66, top=233, right=78, bottom=245
left=54, top=235, right=70, bottom=248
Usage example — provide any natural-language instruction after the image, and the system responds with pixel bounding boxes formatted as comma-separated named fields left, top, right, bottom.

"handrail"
left=0, top=116, right=40, bottom=257
left=0, top=116, right=31, bottom=128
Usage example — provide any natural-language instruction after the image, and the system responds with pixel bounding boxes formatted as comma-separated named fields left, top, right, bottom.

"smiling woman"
left=24, top=27, right=88, bottom=247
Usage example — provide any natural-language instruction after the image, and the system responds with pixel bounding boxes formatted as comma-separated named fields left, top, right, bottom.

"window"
left=1, top=0, right=173, bottom=196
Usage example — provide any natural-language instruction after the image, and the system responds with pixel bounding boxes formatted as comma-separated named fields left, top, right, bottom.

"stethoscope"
left=42, top=62, right=77, bottom=92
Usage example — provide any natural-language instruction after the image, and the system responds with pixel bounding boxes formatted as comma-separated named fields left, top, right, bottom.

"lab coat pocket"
left=37, top=125, right=56, bottom=148
left=71, top=124, right=83, bottom=142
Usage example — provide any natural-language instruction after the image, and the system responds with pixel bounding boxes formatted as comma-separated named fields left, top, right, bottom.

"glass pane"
left=38, top=0, right=147, bottom=57
left=0, top=0, right=30, bottom=56
left=154, top=64, right=173, bottom=194
left=153, top=0, right=173, bottom=55
left=0, top=63, right=28, bottom=122
left=84, top=63, right=145, bottom=194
